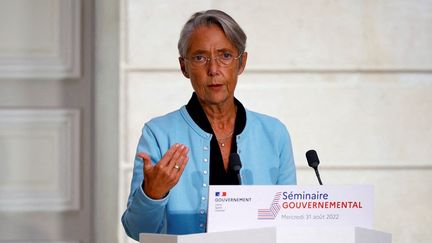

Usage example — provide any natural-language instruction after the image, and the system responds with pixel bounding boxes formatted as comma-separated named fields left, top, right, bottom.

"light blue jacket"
left=122, top=106, right=296, bottom=240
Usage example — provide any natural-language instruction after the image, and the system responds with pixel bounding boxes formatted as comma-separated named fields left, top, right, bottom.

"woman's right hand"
left=137, top=144, right=189, bottom=200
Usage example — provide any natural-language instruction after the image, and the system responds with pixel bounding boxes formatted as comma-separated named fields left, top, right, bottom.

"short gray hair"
left=178, top=10, right=247, bottom=58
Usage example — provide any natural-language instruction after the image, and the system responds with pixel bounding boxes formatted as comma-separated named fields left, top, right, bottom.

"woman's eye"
left=221, top=52, right=233, bottom=60
left=193, top=55, right=206, bottom=62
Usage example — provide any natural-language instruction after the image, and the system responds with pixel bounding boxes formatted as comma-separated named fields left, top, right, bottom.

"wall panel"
left=0, top=0, right=80, bottom=78
left=0, top=109, right=80, bottom=211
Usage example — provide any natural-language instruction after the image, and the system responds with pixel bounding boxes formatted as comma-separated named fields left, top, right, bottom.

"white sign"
left=207, top=185, right=373, bottom=233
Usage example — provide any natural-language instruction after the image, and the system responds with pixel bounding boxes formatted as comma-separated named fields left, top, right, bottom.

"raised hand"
left=137, top=144, right=189, bottom=199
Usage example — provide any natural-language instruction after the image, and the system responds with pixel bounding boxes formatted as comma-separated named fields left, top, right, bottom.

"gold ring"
left=174, top=164, right=180, bottom=170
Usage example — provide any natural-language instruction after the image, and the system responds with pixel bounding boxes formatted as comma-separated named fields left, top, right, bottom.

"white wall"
left=119, top=1, right=432, bottom=243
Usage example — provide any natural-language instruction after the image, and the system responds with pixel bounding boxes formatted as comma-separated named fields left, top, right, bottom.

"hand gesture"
left=137, top=144, right=189, bottom=199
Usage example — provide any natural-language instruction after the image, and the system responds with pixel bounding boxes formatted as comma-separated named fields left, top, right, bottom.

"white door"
left=0, top=1, right=93, bottom=242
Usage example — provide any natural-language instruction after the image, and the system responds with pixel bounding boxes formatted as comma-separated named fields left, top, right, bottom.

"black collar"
left=185, top=92, right=246, bottom=136
left=185, top=92, right=246, bottom=185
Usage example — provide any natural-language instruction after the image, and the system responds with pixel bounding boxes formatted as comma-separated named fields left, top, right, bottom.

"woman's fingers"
left=159, top=144, right=188, bottom=170
left=137, top=152, right=152, bottom=172
left=169, top=146, right=189, bottom=173
left=137, top=143, right=189, bottom=199
left=175, top=153, right=189, bottom=175
left=159, top=144, right=179, bottom=167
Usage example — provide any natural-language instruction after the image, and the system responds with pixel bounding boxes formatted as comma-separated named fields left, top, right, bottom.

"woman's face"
left=180, top=25, right=247, bottom=107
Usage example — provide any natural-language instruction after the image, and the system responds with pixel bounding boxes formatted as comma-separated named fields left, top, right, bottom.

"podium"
left=140, top=226, right=391, bottom=243
left=140, top=185, right=390, bottom=242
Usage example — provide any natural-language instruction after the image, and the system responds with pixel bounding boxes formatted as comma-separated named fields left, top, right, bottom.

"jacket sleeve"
left=121, top=124, right=169, bottom=241
left=276, top=123, right=297, bottom=185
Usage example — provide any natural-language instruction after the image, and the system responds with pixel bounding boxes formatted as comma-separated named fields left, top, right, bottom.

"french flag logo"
left=215, top=192, right=227, bottom=197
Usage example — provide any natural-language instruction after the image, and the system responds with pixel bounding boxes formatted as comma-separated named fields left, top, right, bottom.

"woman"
left=122, top=9, right=297, bottom=240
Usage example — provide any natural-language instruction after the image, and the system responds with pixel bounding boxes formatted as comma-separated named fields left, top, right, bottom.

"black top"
left=185, top=93, right=246, bottom=185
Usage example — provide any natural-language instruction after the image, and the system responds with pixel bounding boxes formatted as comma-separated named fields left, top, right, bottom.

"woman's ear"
left=238, top=52, right=248, bottom=75
left=179, top=57, right=190, bottom=78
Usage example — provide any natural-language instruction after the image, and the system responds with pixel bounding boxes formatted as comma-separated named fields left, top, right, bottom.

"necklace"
left=216, top=131, right=234, bottom=147
left=213, top=106, right=237, bottom=148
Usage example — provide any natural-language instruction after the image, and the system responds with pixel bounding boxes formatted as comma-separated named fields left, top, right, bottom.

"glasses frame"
left=182, top=52, right=243, bottom=67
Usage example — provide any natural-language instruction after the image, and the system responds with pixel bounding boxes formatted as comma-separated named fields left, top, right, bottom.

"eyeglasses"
left=183, top=52, right=243, bottom=68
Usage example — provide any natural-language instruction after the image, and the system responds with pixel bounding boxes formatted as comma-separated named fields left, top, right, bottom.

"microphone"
left=305, top=150, right=323, bottom=185
left=229, top=153, right=242, bottom=185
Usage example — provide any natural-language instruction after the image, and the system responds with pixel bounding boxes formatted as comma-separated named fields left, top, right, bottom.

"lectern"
left=141, top=185, right=391, bottom=242
left=140, top=226, right=391, bottom=243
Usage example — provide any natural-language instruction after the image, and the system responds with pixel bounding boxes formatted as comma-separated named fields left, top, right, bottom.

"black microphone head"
left=229, top=153, right=242, bottom=172
left=306, top=150, right=320, bottom=169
